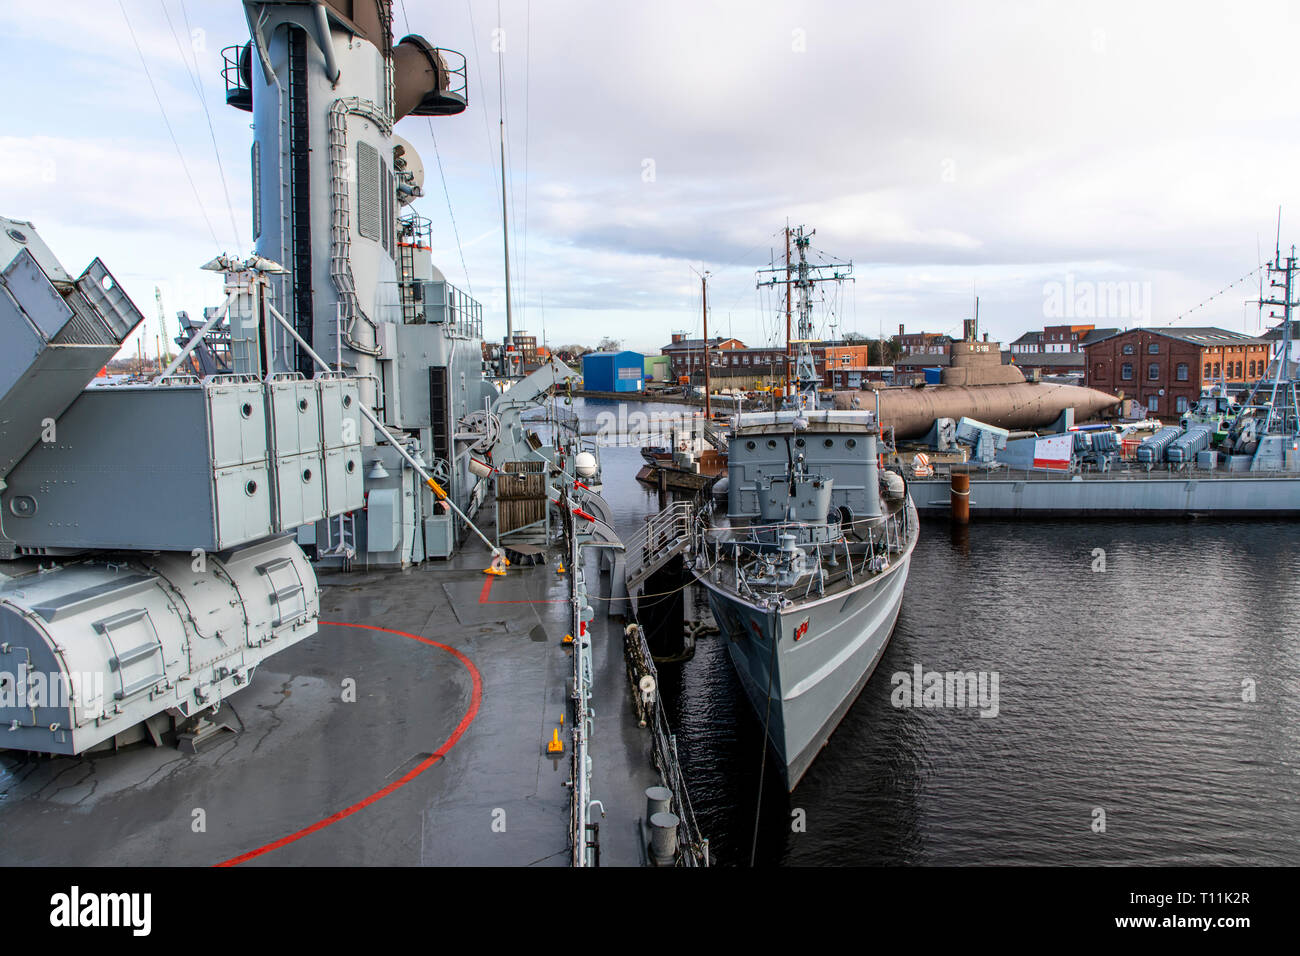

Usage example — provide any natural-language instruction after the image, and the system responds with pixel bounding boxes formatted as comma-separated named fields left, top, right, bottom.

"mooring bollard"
left=950, top=471, right=970, bottom=524
left=649, top=810, right=680, bottom=865
left=645, top=785, right=673, bottom=820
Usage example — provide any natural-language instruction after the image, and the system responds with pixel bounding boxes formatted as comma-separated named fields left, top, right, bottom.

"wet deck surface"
left=0, top=530, right=659, bottom=866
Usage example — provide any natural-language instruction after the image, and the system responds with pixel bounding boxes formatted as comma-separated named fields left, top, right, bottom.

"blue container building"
left=582, top=351, right=644, bottom=392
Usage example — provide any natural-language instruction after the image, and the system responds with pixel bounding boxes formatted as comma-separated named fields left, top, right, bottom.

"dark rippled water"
left=577, top=399, right=1300, bottom=866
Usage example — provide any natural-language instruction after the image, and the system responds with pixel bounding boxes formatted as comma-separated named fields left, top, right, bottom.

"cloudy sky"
left=3, top=0, right=1300, bottom=358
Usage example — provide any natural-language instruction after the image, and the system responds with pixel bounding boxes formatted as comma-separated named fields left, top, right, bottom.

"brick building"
left=821, top=343, right=874, bottom=387
left=1007, top=351, right=1086, bottom=379
left=895, top=326, right=952, bottom=357
left=1011, top=325, right=1116, bottom=355
left=661, top=334, right=745, bottom=376
left=665, top=336, right=876, bottom=388
left=1084, top=327, right=1270, bottom=418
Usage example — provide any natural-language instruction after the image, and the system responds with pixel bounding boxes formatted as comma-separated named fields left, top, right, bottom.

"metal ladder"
left=702, top=418, right=729, bottom=452
left=624, top=500, right=695, bottom=595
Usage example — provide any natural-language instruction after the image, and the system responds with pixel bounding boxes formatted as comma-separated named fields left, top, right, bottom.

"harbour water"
left=580, top=398, right=1300, bottom=867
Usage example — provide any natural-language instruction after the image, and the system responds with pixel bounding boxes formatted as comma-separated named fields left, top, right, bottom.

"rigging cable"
left=497, top=0, right=521, bottom=328
left=172, top=0, right=242, bottom=250
left=1174, top=264, right=1266, bottom=322
left=118, top=0, right=222, bottom=253
left=520, top=0, right=532, bottom=333
left=463, top=0, right=506, bottom=264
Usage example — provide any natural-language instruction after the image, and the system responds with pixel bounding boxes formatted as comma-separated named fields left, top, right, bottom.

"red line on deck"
left=214, top=621, right=482, bottom=867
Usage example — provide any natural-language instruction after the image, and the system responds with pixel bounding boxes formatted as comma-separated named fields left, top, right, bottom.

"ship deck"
left=909, top=465, right=1300, bottom=518
left=0, top=510, right=660, bottom=866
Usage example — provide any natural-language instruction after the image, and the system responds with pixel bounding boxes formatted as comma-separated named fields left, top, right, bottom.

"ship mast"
left=1247, top=245, right=1300, bottom=436
left=500, top=118, right=514, bottom=358
left=702, top=270, right=712, bottom=420
left=784, top=226, right=792, bottom=398
left=757, top=225, right=852, bottom=410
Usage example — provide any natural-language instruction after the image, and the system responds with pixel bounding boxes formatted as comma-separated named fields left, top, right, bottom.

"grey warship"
left=694, top=228, right=919, bottom=788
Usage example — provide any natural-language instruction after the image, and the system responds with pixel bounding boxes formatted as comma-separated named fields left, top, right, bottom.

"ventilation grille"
left=357, top=141, right=381, bottom=240
left=251, top=142, right=261, bottom=240
left=381, top=162, right=393, bottom=256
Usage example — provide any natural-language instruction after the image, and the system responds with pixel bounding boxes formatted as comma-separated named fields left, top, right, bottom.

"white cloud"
left=3, top=0, right=1298, bottom=354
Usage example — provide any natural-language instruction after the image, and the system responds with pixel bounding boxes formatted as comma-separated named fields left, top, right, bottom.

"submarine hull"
left=833, top=382, right=1120, bottom=439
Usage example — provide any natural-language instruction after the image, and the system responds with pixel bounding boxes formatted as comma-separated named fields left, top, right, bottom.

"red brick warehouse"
left=1084, top=327, right=1270, bottom=418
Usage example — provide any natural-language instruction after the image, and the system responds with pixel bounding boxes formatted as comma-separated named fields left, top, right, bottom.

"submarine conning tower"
left=223, top=2, right=494, bottom=567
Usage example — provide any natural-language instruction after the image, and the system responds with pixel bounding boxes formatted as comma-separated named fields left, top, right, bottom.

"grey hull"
left=911, top=473, right=1300, bottom=518
left=699, top=502, right=917, bottom=789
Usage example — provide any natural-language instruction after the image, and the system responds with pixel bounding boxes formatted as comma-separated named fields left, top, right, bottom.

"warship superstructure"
left=0, top=0, right=480, bottom=754
left=693, top=227, right=919, bottom=788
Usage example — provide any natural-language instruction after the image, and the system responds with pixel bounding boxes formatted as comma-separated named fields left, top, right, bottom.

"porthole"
left=342, top=394, right=353, bottom=409
left=345, top=459, right=356, bottom=474
left=298, top=398, right=309, bottom=412
left=824, top=439, right=834, bottom=448
left=302, top=469, right=313, bottom=482
left=746, top=441, right=756, bottom=450
left=5, top=228, right=27, bottom=243
left=795, top=438, right=805, bottom=447
left=240, top=402, right=254, bottom=418
left=846, top=438, right=857, bottom=449
left=767, top=439, right=777, bottom=449
left=245, top=480, right=258, bottom=496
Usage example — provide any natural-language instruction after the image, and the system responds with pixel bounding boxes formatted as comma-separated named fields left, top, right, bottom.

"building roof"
left=1083, top=326, right=1269, bottom=348
left=894, top=354, right=952, bottom=367
left=582, top=349, right=643, bottom=361
left=1262, top=320, right=1300, bottom=340
left=1010, top=331, right=1042, bottom=346
left=1009, top=352, right=1086, bottom=368
left=896, top=331, right=952, bottom=341
left=1080, top=328, right=1119, bottom=345
left=662, top=336, right=744, bottom=351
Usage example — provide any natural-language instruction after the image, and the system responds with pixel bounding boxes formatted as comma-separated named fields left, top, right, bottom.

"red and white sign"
left=1032, top=434, right=1072, bottom=471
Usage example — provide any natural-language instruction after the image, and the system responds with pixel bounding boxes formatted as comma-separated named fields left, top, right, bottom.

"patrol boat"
left=693, top=227, right=919, bottom=788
